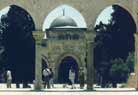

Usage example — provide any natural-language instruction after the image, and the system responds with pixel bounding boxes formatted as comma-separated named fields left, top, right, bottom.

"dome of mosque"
left=50, top=16, right=77, bottom=28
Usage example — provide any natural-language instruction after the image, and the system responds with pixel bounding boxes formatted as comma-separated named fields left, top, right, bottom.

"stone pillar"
left=135, top=33, right=138, bottom=90
left=87, top=41, right=94, bottom=90
left=134, top=33, right=138, bottom=68
left=34, top=31, right=43, bottom=90
left=34, top=46, right=42, bottom=90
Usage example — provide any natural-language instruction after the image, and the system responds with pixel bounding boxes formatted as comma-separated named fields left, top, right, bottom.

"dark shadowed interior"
left=0, top=5, right=35, bottom=83
left=58, top=56, right=78, bottom=84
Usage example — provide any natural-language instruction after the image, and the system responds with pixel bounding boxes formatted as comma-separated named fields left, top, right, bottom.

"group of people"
left=0, top=66, right=85, bottom=89
left=42, top=66, right=85, bottom=89
left=42, top=67, right=54, bottom=89
left=68, top=67, right=85, bottom=89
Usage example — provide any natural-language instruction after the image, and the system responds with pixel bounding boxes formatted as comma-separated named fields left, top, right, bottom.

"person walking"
left=43, top=68, right=51, bottom=89
left=79, top=67, right=85, bottom=89
left=6, top=70, right=12, bottom=88
left=69, top=67, right=75, bottom=89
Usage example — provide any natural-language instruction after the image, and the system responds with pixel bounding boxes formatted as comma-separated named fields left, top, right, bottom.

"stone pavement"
left=0, top=84, right=138, bottom=95
left=0, top=90, right=138, bottom=95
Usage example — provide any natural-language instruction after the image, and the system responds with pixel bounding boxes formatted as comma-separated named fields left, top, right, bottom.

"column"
left=34, top=45, right=42, bottom=90
left=135, top=33, right=138, bottom=90
left=87, top=41, right=94, bottom=90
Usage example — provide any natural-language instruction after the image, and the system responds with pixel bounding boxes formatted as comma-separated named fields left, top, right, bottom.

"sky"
left=95, top=6, right=114, bottom=26
left=0, top=6, right=10, bottom=20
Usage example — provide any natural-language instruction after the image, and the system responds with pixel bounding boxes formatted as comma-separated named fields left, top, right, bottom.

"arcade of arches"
left=0, top=0, right=138, bottom=90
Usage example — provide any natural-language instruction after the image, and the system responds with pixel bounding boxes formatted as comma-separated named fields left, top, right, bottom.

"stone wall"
left=0, top=0, right=137, bottom=30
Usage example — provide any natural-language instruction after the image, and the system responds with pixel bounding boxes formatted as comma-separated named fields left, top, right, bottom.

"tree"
left=0, top=5, right=35, bottom=87
left=109, top=58, right=129, bottom=88
left=94, top=5, right=135, bottom=87
left=0, top=15, right=9, bottom=69
left=126, top=52, right=134, bottom=73
left=94, top=22, right=113, bottom=87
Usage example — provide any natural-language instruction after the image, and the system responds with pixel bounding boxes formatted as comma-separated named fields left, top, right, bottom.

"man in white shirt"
left=43, top=68, right=51, bottom=88
left=6, top=70, right=12, bottom=88
left=69, top=67, right=75, bottom=89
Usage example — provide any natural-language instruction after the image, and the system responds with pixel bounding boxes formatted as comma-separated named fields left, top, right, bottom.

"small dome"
left=50, top=16, right=77, bottom=28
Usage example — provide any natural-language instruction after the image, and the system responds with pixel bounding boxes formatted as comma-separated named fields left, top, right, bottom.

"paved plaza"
left=0, top=84, right=138, bottom=95
left=0, top=89, right=138, bottom=95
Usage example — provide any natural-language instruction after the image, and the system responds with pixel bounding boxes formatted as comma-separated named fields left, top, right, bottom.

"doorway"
left=58, top=56, right=79, bottom=84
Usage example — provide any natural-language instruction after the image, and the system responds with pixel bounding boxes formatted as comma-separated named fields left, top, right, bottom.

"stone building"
left=35, top=5, right=88, bottom=83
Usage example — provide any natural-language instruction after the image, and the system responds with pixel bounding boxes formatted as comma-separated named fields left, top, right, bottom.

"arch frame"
left=42, top=4, right=87, bottom=31
left=54, top=52, right=83, bottom=82
left=93, top=3, right=137, bottom=31
left=0, top=4, right=36, bottom=83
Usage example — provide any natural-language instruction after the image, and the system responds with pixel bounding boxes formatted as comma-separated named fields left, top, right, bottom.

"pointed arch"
left=93, top=4, right=136, bottom=84
left=95, top=4, right=136, bottom=29
left=0, top=4, right=36, bottom=83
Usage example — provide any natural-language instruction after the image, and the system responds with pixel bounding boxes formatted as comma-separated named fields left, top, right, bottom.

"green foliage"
left=109, top=58, right=130, bottom=83
left=94, top=5, right=135, bottom=87
left=0, top=15, right=8, bottom=66
left=126, top=52, right=134, bottom=73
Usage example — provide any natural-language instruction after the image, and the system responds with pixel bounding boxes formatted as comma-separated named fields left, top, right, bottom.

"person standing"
left=79, top=67, right=85, bottom=89
left=6, top=70, right=12, bottom=88
left=43, top=68, right=51, bottom=89
left=69, top=67, right=75, bottom=89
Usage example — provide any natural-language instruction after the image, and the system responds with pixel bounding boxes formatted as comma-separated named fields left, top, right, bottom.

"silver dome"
left=50, top=16, right=77, bottom=28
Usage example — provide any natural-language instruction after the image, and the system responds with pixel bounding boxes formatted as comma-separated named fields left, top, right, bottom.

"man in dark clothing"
left=79, top=67, right=85, bottom=89
left=43, top=68, right=51, bottom=89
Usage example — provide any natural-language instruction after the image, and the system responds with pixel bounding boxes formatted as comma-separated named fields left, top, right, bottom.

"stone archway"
left=58, top=56, right=78, bottom=84
left=42, top=4, right=87, bottom=31
left=54, top=53, right=82, bottom=83
left=0, top=5, right=35, bottom=86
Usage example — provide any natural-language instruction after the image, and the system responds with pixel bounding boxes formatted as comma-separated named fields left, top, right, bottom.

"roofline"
left=46, top=27, right=87, bottom=31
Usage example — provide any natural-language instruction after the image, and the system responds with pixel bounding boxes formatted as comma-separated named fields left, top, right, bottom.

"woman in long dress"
left=69, top=68, right=75, bottom=89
